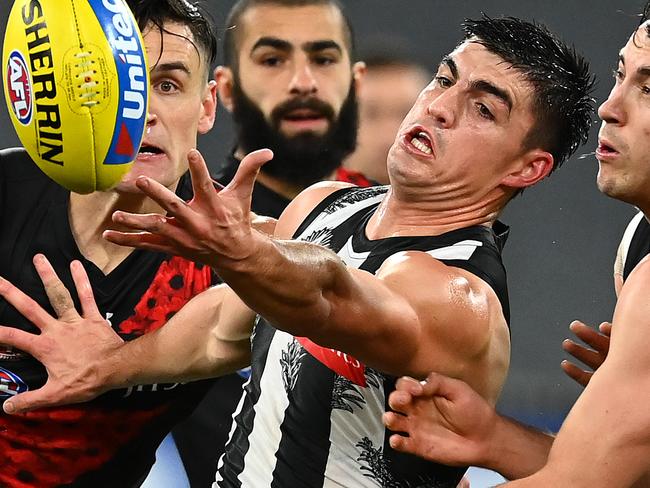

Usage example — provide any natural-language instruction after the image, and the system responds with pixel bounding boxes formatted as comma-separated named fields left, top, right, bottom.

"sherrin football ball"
left=2, top=0, right=149, bottom=193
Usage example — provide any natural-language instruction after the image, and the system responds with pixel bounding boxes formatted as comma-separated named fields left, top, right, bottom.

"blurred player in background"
left=337, top=38, right=430, bottom=186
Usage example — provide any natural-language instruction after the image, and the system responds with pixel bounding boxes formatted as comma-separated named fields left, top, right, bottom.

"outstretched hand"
left=104, top=148, right=274, bottom=268
left=0, top=255, right=124, bottom=414
left=561, top=320, right=611, bottom=387
left=383, top=372, right=498, bottom=468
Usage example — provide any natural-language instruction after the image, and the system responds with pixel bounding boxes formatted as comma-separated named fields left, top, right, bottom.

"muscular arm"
left=106, top=151, right=510, bottom=401
left=225, top=234, right=508, bottom=397
left=505, top=257, right=650, bottom=487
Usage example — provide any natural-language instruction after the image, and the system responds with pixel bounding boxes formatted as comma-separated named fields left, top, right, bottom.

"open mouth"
left=138, top=143, right=164, bottom=156
left=597, top=141, right=619, bottom=157
left=407, top=129, right=434, bottom=156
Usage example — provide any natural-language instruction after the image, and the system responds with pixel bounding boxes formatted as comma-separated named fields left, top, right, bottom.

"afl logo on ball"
left=0, top=366, right=28, bottom=398
left=5, top=50, right=33, bottom=126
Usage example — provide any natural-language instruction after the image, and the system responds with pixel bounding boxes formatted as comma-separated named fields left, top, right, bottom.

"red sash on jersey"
left=296, top=337, right=367, bottom=386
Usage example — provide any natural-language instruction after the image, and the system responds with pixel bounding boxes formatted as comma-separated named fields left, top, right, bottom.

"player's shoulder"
left=0, top=146, right=48, bottom=180
left=378, top=250, right=508, bottom=369
left=380, top=249, right=495, bottom=292
left=274, top=181, right=356, bottom=239
left=615, top=211, right=647, bottom=278
left=623, top=252, right=650, bottom=287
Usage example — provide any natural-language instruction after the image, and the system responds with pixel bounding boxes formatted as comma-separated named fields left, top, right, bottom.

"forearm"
left=219, top=234, right=352, bottom=338
left=506, top=371, right=650, bottom=487
left=485, top=415, right=554, bottom=480
left=101, top=286, right=252, bottom=392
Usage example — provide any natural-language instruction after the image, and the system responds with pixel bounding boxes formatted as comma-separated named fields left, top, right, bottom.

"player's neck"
left=366, top=187, right=503, bottom=239
left=67, top=191, right=166, bottom=274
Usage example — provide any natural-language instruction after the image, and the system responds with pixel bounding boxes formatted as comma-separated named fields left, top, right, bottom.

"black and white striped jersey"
left=215, top=186, right=509, bottom=488
left=620, top=212, right=650, bottom=281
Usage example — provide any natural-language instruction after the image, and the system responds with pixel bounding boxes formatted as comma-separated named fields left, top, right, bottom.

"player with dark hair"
left=223, top=0, right=355, bottom=69
left=169, top=1, right=366, bottom=484
left=385, top=5, right=650, bottom=487
left=127, top=0, right=218, bottom=76
left=216, top=0, right=362, bottom=198
left=0, top=13, right=594, bottom=487
left=0, top=0, right=226, bottom=486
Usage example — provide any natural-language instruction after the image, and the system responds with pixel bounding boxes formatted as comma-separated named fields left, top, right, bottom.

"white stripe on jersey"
left=214, top=380, right=249, bottom=487
left=323, top=372, right=387, bottom=487
left=295, top=191, right=386, bottom=242
left=615, top=211, right=644, bottom=279
left=238, top=330, right=296, bottom=487
left=426, top=239, right=483, bottom=261
left=338, top=236, right=371, bottom=266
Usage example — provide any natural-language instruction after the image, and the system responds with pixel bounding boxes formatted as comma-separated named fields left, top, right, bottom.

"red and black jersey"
left=0, top=148, right=218, bottom=488
left=334, top=167, right=376, bottom=188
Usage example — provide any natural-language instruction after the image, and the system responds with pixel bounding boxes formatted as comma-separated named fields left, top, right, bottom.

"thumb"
left=3, top=385, right=65, bottom=414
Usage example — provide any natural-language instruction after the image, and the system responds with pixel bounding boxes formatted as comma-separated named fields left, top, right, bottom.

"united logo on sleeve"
left=5, top=50, right=33, bottom=126
left=0, top=366, right=28, bottom=398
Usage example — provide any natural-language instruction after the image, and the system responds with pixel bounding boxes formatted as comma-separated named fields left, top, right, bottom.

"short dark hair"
left=463, top=15, right=595, bottom=173
left=223, top=0, right=355, bottom=69
left=637, top=1, right=650, bottom=39
left=642, top=1, right=650, bottom=25
left=127, top=0, right=218, bottom=71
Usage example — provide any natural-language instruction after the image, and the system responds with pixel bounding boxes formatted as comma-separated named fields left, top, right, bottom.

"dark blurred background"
left=1, top=0, right=642, bottom=431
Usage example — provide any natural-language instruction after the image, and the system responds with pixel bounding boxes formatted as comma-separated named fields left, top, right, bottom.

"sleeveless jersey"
left=216, top=186, right=509, bottom=488
left=621, top=212, right=650, bottom=281
left=0, top=148, right=218, bottom=487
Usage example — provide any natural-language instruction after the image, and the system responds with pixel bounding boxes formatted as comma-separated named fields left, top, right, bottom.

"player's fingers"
left=562, top=339, right=604, bottom=368
left=388, top=389, right=414, bottom=412
left=33, top=254, right=79, bottom=321
left=0, top=276, right=54, bottom=332
left=0, top=326, right=42, bottom=358
left=560, top=359, right=591, bottom=387
left=421, top=371, right=466, bottom=400
left=187, top=149, right=220, bottom=204
left=395, top=375, right=424, bottom=395
left=569, top=320, right=610, bottom=352
left=388, top=433, right=414, bottom=453
left=3, top=383, right=69, bottom=414
left=69, top=261, right=102, bottom=319
left=384, top=411, right=410, bottom=433
left=227, top=149, right=273, bottom=198
left=599, top=322, right=612, bottom=335
left=103, top=230, right=175, bottom=254
left=134, top=176, right=195, bottom=220
left=112, top=211, right=178, bottom=235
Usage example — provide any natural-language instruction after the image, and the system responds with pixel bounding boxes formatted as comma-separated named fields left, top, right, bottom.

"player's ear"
left=352, top=61, right=366, bottom=96
left=501, top=149, right=554, bottom=189
left=198, top=80, right=218, bottom=134
left=215, top=66, right=235, bottom=113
